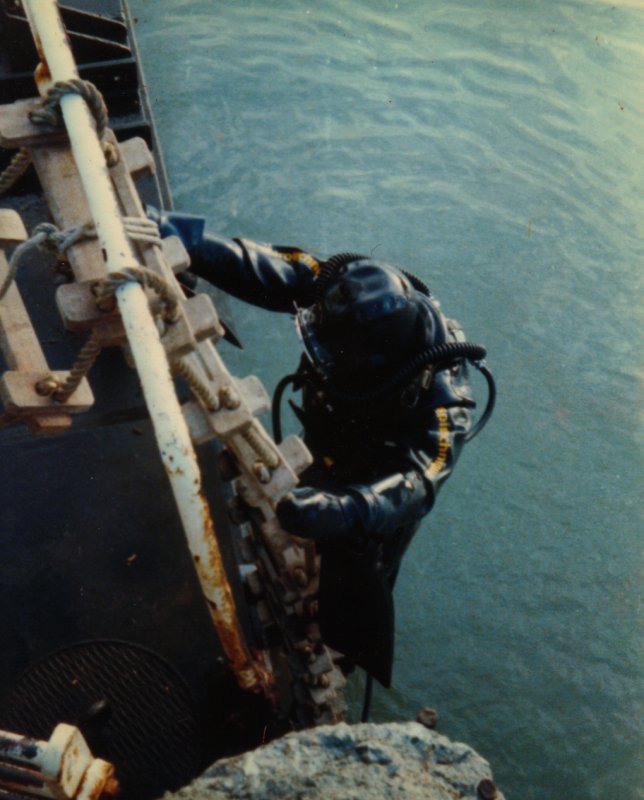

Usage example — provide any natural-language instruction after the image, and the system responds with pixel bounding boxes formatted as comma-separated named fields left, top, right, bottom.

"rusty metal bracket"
left=0, top=723, right=118, bottom=800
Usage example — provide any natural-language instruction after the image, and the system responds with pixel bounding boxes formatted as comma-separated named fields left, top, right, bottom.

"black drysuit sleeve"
left=189, top=234, right=322, bottom=313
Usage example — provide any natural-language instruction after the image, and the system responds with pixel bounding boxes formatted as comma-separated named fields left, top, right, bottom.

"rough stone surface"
left=164, top=721, right=506, bottom=800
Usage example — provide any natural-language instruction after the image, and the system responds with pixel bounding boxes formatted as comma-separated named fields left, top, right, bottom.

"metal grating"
left=0, top=640, right=203, bottom=799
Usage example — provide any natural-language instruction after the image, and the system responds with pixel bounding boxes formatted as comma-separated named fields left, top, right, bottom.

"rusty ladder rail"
left=11, top=0, right=270, bottom=696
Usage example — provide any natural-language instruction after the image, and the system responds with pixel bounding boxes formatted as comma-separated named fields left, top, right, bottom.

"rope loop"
left=0, top=217, right=163, bottom=302
left=29, top=79, right=109, bottom=138
left=0, top=80, right=115, bottom=196
left=95, top=265, right=181, bottom=323
left=28, top=79, right=118, bottom=166
left=0, top=223, right=58, bottom=300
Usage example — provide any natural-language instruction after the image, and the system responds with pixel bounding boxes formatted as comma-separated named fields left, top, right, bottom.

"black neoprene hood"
left=297, top=258, right=434, bottom=379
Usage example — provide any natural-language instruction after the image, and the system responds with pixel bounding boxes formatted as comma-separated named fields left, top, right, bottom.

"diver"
left=148, top=208, right=495, bottom=691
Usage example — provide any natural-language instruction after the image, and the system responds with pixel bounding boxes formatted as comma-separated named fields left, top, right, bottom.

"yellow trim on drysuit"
left=252, top=242, right=321, bottom=275
left=424, top=406, right=451, bottom=480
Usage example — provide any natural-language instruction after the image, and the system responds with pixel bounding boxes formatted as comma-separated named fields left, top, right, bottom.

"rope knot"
left=28, top=79, right=110, bottom=138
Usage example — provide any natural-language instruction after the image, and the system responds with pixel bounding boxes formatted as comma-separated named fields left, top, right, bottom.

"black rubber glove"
left=277, top=472, right=429, bottom=545
left=276, top=487, right=364, bottom=543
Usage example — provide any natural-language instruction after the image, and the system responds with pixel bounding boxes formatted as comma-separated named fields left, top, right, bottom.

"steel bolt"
left=304, top=597, right=319, bottom=618
left=416, top=707, right=439, bottom=729
left=477, top=779, right=498, bottom=800
left=300, top=643, right=314, bottom=658
left=219, top=384, right=241, bottom=409
left=317, top=673, right=331, bottom=688
left=35, top=375, right=60, bottom=396
left=252, top=461, right=272, bottom=484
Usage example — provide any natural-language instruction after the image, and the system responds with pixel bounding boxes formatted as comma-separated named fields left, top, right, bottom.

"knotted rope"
left=0, top=79, right=116, bottom=197
left=0, top=218, right=163, bottom=301
left=0, top=218, right=172, bottom=405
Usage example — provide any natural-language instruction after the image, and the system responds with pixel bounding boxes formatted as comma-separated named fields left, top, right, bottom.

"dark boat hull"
left=0, top=3, right=273, bottom=797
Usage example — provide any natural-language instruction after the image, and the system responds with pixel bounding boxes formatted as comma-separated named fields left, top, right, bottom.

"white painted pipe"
left=21, top=0, right=262, bottom=690
left=22, top=0, right=206, bottom=548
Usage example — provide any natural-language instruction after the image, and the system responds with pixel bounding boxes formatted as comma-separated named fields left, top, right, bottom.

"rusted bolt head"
left=103, top=140, right=120, bottom=167
left=103, top=776, right=120, bottom=798
left=304, top=597, right=319, bottom=618
left=219, top=384, right=241, bottom=409
left=416, top=707, right=439, bottom=729
left=35, top=375, right=60, bottom=396
left=299, top=642, right=314, bottom=657
left=477, top=779, right=498, bottom=800
left=252, top=461, right=272, bottom=484
left=291, top=566, right=309, bottom=588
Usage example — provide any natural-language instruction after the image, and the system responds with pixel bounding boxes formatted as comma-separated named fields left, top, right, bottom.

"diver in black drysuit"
left=150, top=208, right=494, bottom=688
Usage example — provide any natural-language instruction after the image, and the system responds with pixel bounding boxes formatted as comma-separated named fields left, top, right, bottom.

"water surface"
left=130, top=2, right=643, bottom=797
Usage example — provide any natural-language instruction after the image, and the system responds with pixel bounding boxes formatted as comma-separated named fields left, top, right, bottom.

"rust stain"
left=195, top=493, right=274, bottom=696
left=75, top=760, right=119, bottom=800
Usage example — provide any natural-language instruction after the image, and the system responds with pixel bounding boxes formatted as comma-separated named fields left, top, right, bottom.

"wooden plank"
left=0, top=252, right=49, bottom=373
left=119, top=136, right=156, bottom=180
left=30, top=144, right=107, bottom=282
left=0, top=99, right=67, bottom=149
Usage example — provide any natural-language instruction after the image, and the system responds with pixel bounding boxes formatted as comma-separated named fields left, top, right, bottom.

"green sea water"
left=130, top=2, right=643, bottom=797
